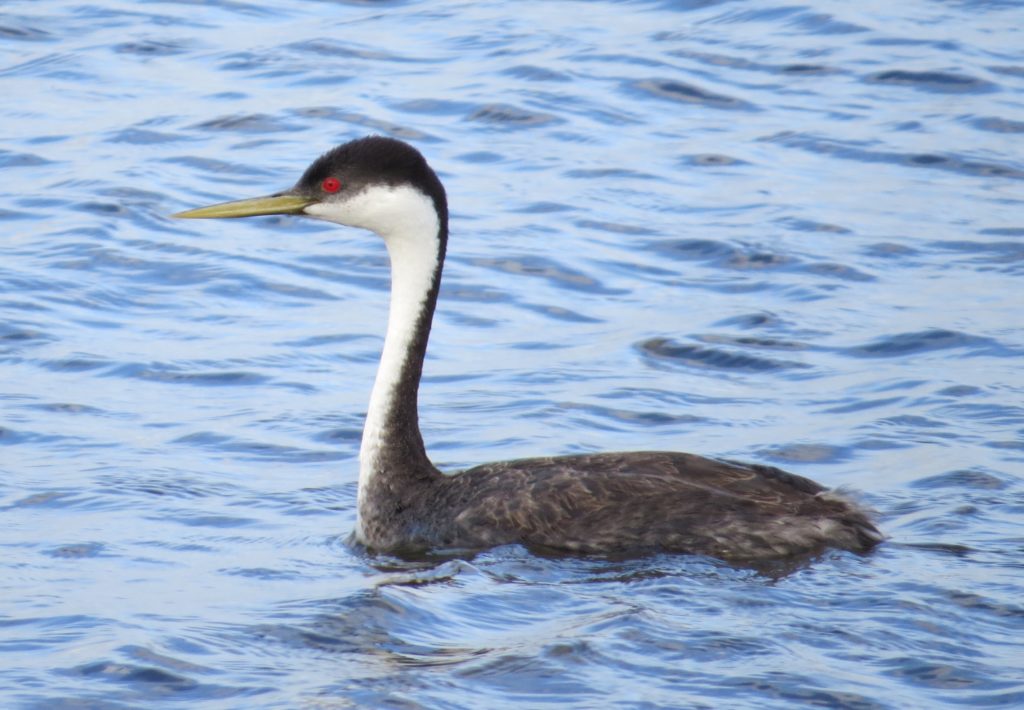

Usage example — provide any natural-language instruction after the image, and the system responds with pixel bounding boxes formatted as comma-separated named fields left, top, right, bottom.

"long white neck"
left=306, top=184, right=444, bottom=533
left=359, top=195, right=440, bottom=485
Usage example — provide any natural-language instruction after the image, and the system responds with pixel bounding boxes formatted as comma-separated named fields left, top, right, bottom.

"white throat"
left=304, top=185, right=441, bottom=533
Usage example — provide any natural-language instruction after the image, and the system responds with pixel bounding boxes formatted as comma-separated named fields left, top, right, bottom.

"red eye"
left=321, top=177, right=341, bottom=193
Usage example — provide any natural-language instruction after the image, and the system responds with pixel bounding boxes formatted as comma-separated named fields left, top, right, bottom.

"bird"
left=175, top=135, right=882, bottom=562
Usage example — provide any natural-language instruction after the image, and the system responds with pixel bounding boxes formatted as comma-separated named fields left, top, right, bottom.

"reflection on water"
left=2, top=0, right=1023, bottom=707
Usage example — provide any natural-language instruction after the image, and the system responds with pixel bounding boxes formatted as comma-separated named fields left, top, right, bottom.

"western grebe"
left=175, top=135, right=882, bottom=561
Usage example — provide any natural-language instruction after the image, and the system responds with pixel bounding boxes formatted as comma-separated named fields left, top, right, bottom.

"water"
left=2, top=0, right=1022, bottom=707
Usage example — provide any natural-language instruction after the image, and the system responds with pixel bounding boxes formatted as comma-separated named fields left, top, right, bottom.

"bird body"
left=175, top=135, right=882, bottom=562
left=362, top=451, right=879, bottom=559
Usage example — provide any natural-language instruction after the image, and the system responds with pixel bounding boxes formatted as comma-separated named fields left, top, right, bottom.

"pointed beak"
left=173, top=193, right=314, bottom=219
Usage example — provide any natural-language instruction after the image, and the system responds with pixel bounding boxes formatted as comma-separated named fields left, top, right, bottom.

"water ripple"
left=2, top=1, right=1022, bottom=708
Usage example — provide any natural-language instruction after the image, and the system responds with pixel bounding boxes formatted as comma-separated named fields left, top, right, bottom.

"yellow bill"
left=174, top=194, right=313, bottom=219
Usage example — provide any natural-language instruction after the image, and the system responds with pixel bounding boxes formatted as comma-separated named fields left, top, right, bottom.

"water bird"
left=175, top=135, right=882, bottom=561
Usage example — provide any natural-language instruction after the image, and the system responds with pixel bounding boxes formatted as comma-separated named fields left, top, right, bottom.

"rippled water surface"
left=2, top=1, right=1023, bottom=707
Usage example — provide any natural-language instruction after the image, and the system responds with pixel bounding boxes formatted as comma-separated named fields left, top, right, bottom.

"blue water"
left=2, top=0, right=1023, bottom=707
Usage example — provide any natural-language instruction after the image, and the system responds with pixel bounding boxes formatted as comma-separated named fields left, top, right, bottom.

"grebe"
left=175, top=135, right=882, bottom=561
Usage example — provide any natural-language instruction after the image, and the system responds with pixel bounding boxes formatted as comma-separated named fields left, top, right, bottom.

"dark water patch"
left=862, top=242, right=919, bottom=259
left=291, top=73, right=356, bottom=88
left=0, top=426, right=44, bottom=446
left=853, top=437, right=909, bottom=451
left=172, top=513, right=260, bottom=529
left=762, top=131, right=1024, bottom=180
left=637, top=337, right=812, bottom=372
left=717, top=676, right=885, bottom=710
left=166, top=155, right=274, bottom=176
left=206, top=278, right=336, bottom=303
left=940, top=402, right=1024, bottom=426
left=780, top=63, right=834, bottom=75
left=104, top=363, right=270, bottom=387
left=627, top=78, right=756, bottom=111
left=171, top=431, right=345, bottom=462
left=898, top=541, right=977, bottom=558
left=47, top=243, right=229, bottom=287
left=0, top=150, right=52, bottom=168
left=112, top=40, right=190, bottom=57
left=0, top=52, right=91, bottom=81
left=271, top=484, right=353, bottom=516
left=542, top=98, right=642, bottom=127
left=865, top=69, right=996, bottom=94
left=440, top=280, right=513, bottom=306
left=565, top=167, right=657, bottom=180
left=707, top=5, right=867, bottom=34
left=694, top=333, right=808, bottom=352
left=505, top=340, right=571, bottom=351
left=877, top=413, right=954, bottom=433
left=98, top=472, right=238, bottom=502
left=218, top=49, right=282, bottom=73
left=758, top=443, right=852, bottom=464
left=72, top=200, right=130, bottom=217
left=820, top=396, right=905, bottom=415
left=0, top=325, right=55, bottom=353
left=17, top=197, right=67, bottom=214
left=989, top=62, right=1024, bottom=77
left=912, top=469, right=1009, bottom=491
left=879, top=656, right=997, bottom=690
left=62, top=660, right=223, bottom=696
left=713, top=312, right=785, bottom=329
left=0, top=298, right=51, bottom=317
left=774, top=217, right=851, bottom=234
left=988, top=439, right=1024, bottom=452
left=576, top=219, right=658, bottom=236
left=473, top=256, right=621, bottom=295
left=802, top=261, right=875, bottom=282
left=39, top=357, right=110, bottom=373
left=285, top=38, right=419, bottom=63
left=108, top=128, right=187, bottom=145
left=840, top=329, right=1019, bottom=359
left=650, top=238, right=872, bottom=282
left=4, top=491, right=77, bottom=510
left=520, top=303, right=602, bottom=323
left=663, top=47, right=838, bottom=78
left=979, top=227, right=1024, bottom=237
left=559, top=402, right=703, bottom=429
left=394, top=98, right=475, bottom=116
left=276, top=333, right=368, bottom=348
left=466, top=103, right=562, bottom=129
left=44, top=542, right=106, bottom=559
left=227, top=567, right=303, bottom=580
left=191, top=113, right=302, bottom=134
left=652, top=237, right=736, bottom=261
left=864, top=36, right=960, bottom=50
left=0, top=207, right=35, bottom=220
left=927, top=239, right=1024, bottom=271
left=935, top=385, right=982, bottom=398
left=968, top=116, right=1024, bottom=134
left=785, top=11, right=867, bottom=34
left=456, top=150, right=505, bottom=164
left=28, top=402, right=107, bottom=416
left=680, top=153, right=748, bottom=167
left=511, top=201, right=574, bottom=214
left=454, top=655, right=596, bottom=697
left=0, top=22, right=53, bottom=42
left=313, top=427, right=363, bottom=445
left=288, top=107, right=434, bottom=141
left=570, top=52, right=671, bottom=69
left=501, top=64, right=572, bottom=82
left=729, top=251, right=793, bottom=269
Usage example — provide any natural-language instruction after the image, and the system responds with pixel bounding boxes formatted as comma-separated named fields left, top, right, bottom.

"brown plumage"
left=359, top=451, right=882, bottom=560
